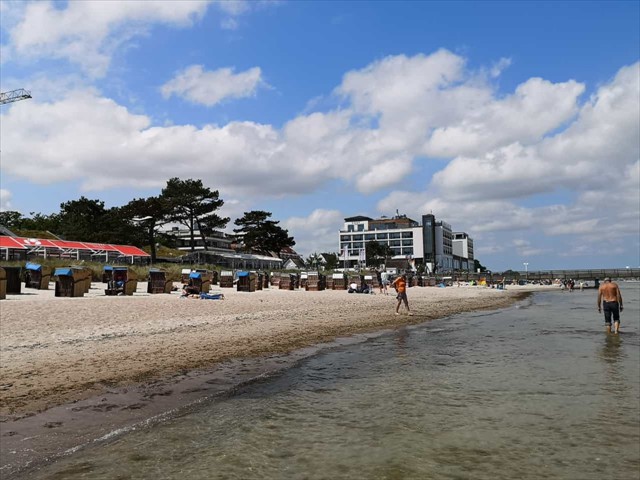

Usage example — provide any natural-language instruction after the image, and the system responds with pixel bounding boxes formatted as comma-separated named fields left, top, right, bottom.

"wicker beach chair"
left=147, top=268, right=172, bottom=294
left=0, top=267, right=6, bottom=300
left=105, top=267, right=137, bottom=296
left=25, top=262, right=52, bottom=290
left=3, top=266, right=22, bottom=294
left=237, top=271, right=257, bottom=292
left=54, top=267, right=85, bottom=297
left=219, top=270, right=234, bottom=288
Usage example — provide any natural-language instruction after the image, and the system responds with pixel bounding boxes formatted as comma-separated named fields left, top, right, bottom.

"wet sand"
left=0, top=281, right=557, bottom=476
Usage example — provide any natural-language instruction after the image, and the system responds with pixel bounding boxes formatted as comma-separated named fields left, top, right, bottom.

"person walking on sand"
left=597, top=277, right=624, bottom=334
left=391, top=273, right=412, bottom=315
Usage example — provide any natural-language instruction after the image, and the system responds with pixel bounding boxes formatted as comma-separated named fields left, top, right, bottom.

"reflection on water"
left=601, top=335, right=624, bottom=366
left=25, top=285, right=640, bottom=480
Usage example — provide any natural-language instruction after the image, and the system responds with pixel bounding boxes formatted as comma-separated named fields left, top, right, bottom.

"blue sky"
left=1, top=0, right=638, bottom=271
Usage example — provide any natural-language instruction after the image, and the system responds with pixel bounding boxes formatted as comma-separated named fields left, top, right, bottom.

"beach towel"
left=199, top=293, right=224, bottom=300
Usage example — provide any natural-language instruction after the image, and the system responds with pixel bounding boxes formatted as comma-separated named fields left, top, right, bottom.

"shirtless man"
left=597, top=277, right=624, bottom=334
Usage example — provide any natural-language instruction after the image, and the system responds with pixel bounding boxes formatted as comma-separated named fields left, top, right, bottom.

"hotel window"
left=376, top=233, right=388, bottom=240
left=347, top=225, right=354, bottom=232
left=357, top=224, right=364, bottom=231
left=389, top=232, right=401, bottom=239
left=365, top=234, right=375, bottom=241
left=391, top=248, right=402, bottom=256
left=402, top=232, right=413, bottom=238
left=402, top=239, right=413, bottom=246
left=353, top=242, right=363, bottom=249
left=340, top=235, right=351, bottom=242
left=402, top=247, right=414, bottom=255
left=352, top=234, right=363, bottom=241
left=389, top=240, right=401, bottom=247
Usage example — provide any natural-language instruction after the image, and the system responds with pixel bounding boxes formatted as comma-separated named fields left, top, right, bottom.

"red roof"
left=82, top=242, right=119, bottom=252
left=50, top=239, right=91, bottom=250
left=0, top=235, right=149, bottom=257
left=16, top=237, right=60, bottom=248
left=0, top=236, right=27, bottom=249
left=113, top=245, right=150, bottom=257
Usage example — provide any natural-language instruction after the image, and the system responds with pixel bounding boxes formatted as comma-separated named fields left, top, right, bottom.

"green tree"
left=0, top=211, right=25, bottom=229
left=55, top=197, right=139, bottom=244
left=121, top=196, right=170, bottom=262
left=20, top=212, right=62, bottom=233
left=306, top=252, right=323, bottom=270
left=322, top=252, right=338, bottom=271
left=473, top=259, right=487, bottom=273
left=161, top=178, right=229, bottom=252
left=1, top=210, right=65, bottom=237
left=233, top=210, right=295, bottom=255
left=57, top=197, right=110, bottom=242
left=365, top=241, right=393, bottom=267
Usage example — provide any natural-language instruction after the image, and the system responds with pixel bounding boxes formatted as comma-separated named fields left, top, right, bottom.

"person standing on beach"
left=381, top=270, right=389, bottom=295
left=597, top=277, right=623, bottom=334
left=391, top=273, right=412, bottom=315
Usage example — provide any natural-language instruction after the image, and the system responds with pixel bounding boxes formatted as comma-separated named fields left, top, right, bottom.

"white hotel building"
left=339, top=214, right=474, bottom=273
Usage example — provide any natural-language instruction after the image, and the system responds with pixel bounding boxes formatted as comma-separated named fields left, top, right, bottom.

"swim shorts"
left=396, top=292, right=407, bottom=301
left=603, top=301, right=620, bottom=325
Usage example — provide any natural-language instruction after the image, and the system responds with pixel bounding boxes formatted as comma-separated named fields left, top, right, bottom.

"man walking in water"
left=391, top=273, right=413, bottom=315
left=597, top=277, right=624, bottom=334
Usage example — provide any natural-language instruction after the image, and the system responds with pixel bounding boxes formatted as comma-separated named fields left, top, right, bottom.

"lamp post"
left=523, top=262, right=529, bottom=281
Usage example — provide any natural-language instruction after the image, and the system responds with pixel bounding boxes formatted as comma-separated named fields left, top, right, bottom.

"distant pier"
left=453, top=268, right=640, bottom=283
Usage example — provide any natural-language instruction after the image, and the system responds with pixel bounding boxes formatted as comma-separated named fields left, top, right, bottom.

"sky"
left=0, top=0, right=639, bottom=271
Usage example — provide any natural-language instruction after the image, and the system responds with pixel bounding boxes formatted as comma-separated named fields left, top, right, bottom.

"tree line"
left=0, top=177, right=295, bottom=262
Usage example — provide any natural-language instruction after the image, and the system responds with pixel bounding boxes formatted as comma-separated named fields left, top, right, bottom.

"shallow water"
left=27, top=285, right=640, bottom=479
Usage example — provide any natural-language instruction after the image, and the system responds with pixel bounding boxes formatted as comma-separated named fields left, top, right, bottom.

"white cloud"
left=4, top=0, right=212, bottom=77
left=160, top=65, right=264, bottom=106
left=283, top=209, right=344, bottom=256
left=510, top=238, right=548, bottom=257
left=220, top=17, right=239, bottom=30
left=490, top=57, right=512, bottom=78
left=0, top=189, right=13, bottom=211
left=432, top=62, right=639, bottom=200
left=215, top=0, right=251, bottom=16
left=1, top=50, right=638, bottom=263
left=425, top=78, right=585, bottom=158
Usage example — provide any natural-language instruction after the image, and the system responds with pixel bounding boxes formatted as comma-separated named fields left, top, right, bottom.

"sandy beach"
left=0, top=281, right=557, bottom=476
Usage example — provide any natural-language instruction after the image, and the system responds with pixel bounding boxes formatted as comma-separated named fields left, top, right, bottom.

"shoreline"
left=0, top=282, right=556, bottom=476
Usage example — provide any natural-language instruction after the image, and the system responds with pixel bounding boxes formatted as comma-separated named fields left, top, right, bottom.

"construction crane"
left=0, top=88, right=32, bottom=105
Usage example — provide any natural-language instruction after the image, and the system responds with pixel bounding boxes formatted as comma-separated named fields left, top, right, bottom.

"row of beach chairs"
left=0, top=263, right=439, bottom=300
left=0, top=264, right=93, bottom=299
left=0, top=264, right=166, bottom=299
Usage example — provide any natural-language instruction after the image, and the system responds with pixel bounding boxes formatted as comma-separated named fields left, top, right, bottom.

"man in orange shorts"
left=391, top=273, right=413, bottom=315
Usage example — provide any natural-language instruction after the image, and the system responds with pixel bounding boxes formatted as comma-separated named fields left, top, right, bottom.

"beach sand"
left=0, top=281, right=557, bottom=476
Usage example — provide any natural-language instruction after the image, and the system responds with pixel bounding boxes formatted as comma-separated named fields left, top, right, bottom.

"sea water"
left=26, top=284, right=640, bottom=480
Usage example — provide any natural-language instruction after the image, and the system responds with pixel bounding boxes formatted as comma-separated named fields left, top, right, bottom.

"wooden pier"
left=453, top=268, right=640, bottom=283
